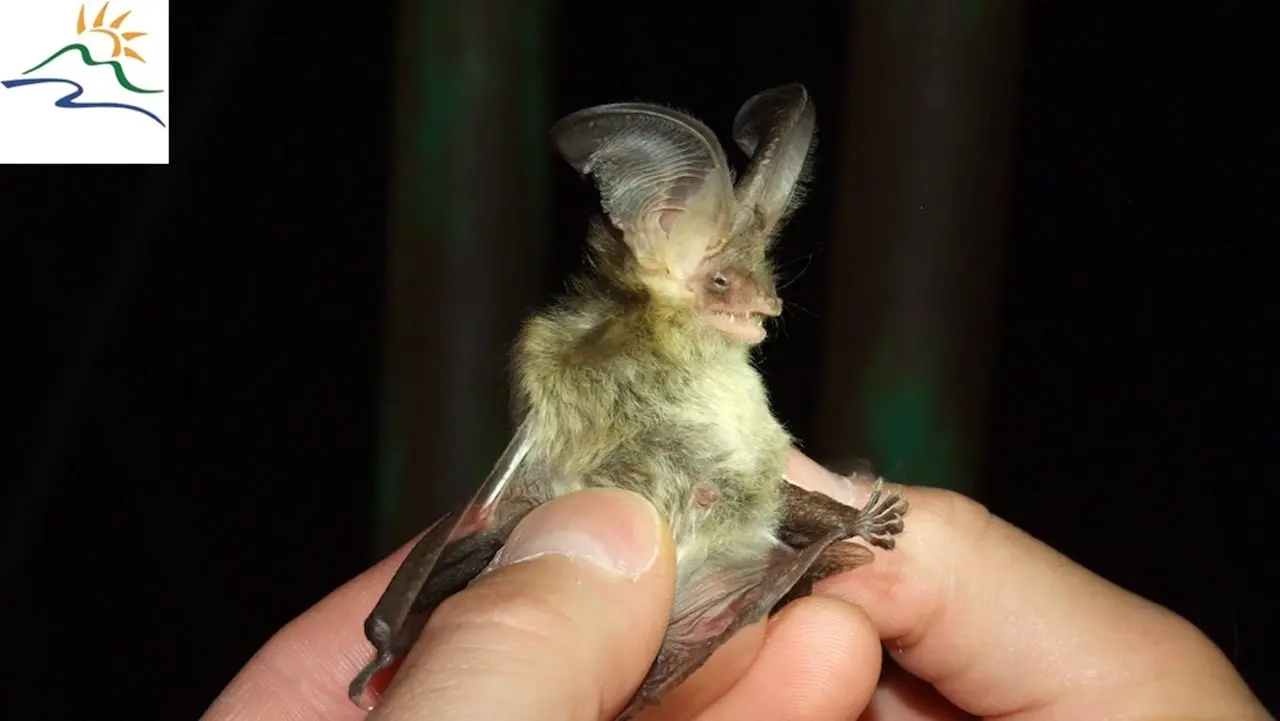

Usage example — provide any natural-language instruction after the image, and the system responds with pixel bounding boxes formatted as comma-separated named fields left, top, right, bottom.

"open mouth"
left=714, top=311, right=765, bottom=327
left=708, top=310, right=769, bottom=342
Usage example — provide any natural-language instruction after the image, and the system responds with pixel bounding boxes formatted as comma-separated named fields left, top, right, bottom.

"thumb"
left=369, top=489, right=677, bottom=721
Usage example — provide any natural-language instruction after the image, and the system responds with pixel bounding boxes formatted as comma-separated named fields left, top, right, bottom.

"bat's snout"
left=759, top=296, right=783, bottom=317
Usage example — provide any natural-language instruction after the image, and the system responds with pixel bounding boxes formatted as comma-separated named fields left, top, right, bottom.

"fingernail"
left=826, top=473, right=858, bottom=505
left=787, top=448, right=883, bottom=506
left=491, top=489, right=663, bottom=580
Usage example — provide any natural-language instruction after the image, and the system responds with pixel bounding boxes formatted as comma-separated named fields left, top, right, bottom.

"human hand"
left=202, top=451, right=1270, bottom=721
left=200, top=468, right=886, bottom=721
left=784, top=451, right=1271, bottom=720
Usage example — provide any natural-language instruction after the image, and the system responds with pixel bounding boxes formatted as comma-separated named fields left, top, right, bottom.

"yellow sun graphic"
left=76, top=2, right=147, bottom=63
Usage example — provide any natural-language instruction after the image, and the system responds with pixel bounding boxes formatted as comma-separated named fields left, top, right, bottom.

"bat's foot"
left=850, top=479, right=909, bottom=550
left=778, top=475, right=909, bottom=554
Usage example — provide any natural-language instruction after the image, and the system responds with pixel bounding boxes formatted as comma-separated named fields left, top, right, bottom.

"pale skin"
left=203, top=450, right=1270, bottom=721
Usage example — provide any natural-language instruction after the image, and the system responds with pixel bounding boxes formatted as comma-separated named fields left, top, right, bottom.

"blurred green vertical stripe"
left=818, top=0, right=1023, bottom=494
left=376, top=0, right=548, bottom=554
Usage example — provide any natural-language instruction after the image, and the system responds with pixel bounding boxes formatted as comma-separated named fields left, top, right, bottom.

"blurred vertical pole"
left=816, top=0, right=1023, bottom=494
left=376, top=0, right=549, bottom=554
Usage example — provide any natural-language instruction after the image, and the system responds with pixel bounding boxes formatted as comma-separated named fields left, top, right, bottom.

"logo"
left=0, top=1, right=169, bottom=164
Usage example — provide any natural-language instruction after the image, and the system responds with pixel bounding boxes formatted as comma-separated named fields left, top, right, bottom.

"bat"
left=347, top=84, right=910, bottom=719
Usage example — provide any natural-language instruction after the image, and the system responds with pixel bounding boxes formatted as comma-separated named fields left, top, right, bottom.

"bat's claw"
left=348, top=683, right=379, bottom=713
left=851, top=479, right=909, bottom=549
left=348, top=651, right=393, bottom=711
left=615, top=692, right=657, bottom=721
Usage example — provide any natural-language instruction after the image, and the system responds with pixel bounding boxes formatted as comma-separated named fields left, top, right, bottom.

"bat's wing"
left=616, top=530, right=849, bottom=720
left=618, top=477, right=909, bottom=720
left=349, top=416, right=554, bottom=709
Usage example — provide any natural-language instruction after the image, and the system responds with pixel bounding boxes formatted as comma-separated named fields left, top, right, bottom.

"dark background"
left=3, top=1, right=1274, bottom=718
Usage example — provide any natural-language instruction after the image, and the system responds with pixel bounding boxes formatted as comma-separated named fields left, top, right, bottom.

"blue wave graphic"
left=1, top=76, right=166, bottom=127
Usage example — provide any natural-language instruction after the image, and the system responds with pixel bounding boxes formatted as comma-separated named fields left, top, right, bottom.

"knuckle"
left=917, top=486, right=996, bottom=544
left=902, top=488, right=999, bottom=639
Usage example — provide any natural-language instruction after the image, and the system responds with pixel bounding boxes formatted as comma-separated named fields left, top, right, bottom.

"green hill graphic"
left=23, top=42, right=162, bottom=94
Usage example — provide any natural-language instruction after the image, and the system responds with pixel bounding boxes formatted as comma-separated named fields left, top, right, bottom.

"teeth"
left=714, top=311, right=761, bottom=324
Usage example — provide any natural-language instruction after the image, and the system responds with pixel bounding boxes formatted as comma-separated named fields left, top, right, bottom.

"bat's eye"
left=711, top=274, right=731, bottom=292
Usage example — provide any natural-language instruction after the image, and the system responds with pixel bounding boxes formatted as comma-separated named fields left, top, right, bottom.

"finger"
left=786, top=451, right=1269, bottom=720
left=627, top=451, right=877, bottom=721
left=785, top=447, right=860, bottom=503
left=635, top=598, right=881, bottom=721
left=700, top=596, right=882, bottom=721
left=860, top=662, right=975, bottom=721
left=370, top=488, right=677, bottom=721
left=632, top=623, right=767, bottom=721
left=202, top=531, right=427, bottom=721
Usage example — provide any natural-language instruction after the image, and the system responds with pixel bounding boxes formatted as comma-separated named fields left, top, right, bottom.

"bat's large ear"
left=552, top=103, right=734, bottom=280
left=731, top=84, right=816, bottom=238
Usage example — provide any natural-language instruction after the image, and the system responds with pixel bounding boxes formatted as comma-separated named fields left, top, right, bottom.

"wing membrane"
left=349, top=416, right=556, bottom=709
left=617, top=531, right=845, bottom=719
